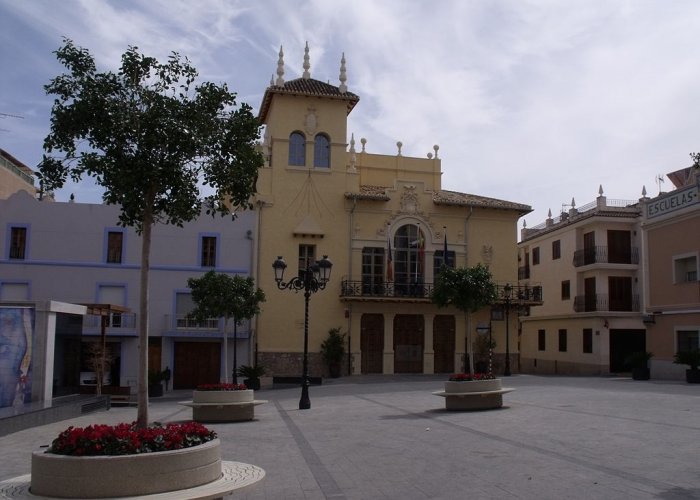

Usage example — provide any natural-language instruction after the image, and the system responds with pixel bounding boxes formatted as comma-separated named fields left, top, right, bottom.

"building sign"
left=647, top=185, right=699, bottom=219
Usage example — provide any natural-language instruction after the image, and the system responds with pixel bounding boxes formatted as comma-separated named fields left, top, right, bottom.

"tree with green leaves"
left=431, top=264, right=497, bottom=376
left=187, top=272, right=265, bottom=384
left=39, top=39, right=263, bottom=427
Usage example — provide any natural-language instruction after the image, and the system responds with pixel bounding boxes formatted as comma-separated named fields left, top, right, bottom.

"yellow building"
left=253, top=46, right=533, bottom=378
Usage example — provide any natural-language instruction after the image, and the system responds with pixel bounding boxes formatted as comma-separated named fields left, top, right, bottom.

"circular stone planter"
left=31, top=438, right=221, bottom=498
left=193, top=389, right=254, bottom=404
left=444, top=379, right=502, bottom=393
left=434, top=378, right=513, bottom=411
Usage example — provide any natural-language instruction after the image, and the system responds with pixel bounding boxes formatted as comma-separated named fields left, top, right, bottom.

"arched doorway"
left=393, top=314, right=424, bottom=373
left=361, top=314, right=384, bottom=374
left=433, top=315, right=455, bottom=373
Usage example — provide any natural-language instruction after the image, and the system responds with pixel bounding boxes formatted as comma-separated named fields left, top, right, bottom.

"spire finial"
left=598, top=184, right=604, bottom=196
left=339, top=52, right=347, bottom=93
left=276, top=46, right=285, bottom=86
left=523, top=219, right=527, bottom=228
left=642, top=185, right=647, bottom=197
left=270, top=74, right=274, bottom=86
left=571, top=197, right=576, bottom=208
left=548, top=208, right=552, bottom=218
left=302, top=41, right=310, bottom=80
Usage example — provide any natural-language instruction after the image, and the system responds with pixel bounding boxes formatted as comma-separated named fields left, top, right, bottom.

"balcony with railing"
left=573, top=246, right=639, bottom=267
left=82, top=313, right=137, bottom=335
left=340, top=280, right=544, bottom=305
left=573, top=294, right=640, bottom=312
left=165, top=314, right=221, bottom=331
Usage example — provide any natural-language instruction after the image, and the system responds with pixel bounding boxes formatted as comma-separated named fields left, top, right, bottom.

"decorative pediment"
left=293, top=214, right=324, bottom=238
left=400, top=186, right=422, bottom=214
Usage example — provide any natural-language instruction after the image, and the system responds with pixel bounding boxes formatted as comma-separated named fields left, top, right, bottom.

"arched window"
left=289, top=132, right=306, bottom=166
left=314, top=133, right=330, bottom=168
left=394, top=224, right=425, bottom=296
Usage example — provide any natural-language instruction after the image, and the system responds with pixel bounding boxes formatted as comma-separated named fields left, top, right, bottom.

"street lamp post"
left=503, top=283, right=512, bottom=376
left=272, top=255, right=332, bottom=410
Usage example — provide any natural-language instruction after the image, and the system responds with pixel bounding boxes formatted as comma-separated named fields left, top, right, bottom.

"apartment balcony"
left=165, top=314, right=221, bottom=331
left=573, top=246, right=639, bottom=267
left=340, top=280, right=543, bottom=306
left=81, top=313, right=137, bottom=336
left=340, top=280, right=435, bottom=302
left=573, top=294, right=640, bottom=312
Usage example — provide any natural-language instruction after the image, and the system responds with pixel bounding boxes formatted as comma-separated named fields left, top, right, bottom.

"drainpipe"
left=463, top=206, right=474, bottom=372
left=347, top=198, right=357, bottom=375
left=252, top=200, right=265, bottom=366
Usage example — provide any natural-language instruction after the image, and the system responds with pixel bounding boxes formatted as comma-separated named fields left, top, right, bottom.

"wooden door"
left=433, top=315, right=455, bottom=373
left=608, top=230, right=631, bottom=264
left=361, top=314, right=384, bottom=374
left=583, top=231, right=596, bottom=265
left=173, top=342, right=221, bottom=389
left=393, top=315, right=424, bottom=373
left=584, top=277, right=597, bottom=311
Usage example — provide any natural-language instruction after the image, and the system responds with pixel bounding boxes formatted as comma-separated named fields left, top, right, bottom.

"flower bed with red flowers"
left=195, top=383, right=248, bottom=391
left=47, top=421, right=216, bottom=456
left=448, top=372, right=495, bottom=382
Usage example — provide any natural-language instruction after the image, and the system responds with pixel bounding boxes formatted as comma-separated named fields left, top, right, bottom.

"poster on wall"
left=0, top=307, right=34, bottom=408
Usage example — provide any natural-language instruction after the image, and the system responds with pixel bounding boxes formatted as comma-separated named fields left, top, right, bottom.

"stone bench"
left=432, top=379, right=514, bottom=410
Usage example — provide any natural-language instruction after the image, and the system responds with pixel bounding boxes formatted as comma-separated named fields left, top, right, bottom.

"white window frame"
left=672, top=252, right=698, bottom=284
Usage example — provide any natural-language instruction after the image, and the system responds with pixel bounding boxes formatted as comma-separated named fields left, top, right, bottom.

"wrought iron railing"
left=167, top=314, right=220, bottom=330
left=573, top=246, right=639, bottom=267
left=83, top=313, right=136, bottom=330
left=573, top=294, right=640, bottom=312
left=340, top=280, right=543, bottom=304
left=340, top=280, right=434, bottom=299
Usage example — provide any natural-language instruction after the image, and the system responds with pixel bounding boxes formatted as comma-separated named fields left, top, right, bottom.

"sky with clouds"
left=2, top=0, right=700, bottom=229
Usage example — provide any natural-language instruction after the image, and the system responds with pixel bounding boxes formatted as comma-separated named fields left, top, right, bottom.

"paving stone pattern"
left=1, top=375, right=699, bottom=500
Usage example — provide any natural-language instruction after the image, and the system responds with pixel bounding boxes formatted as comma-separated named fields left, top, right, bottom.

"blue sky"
left=2, top=0, right=700, bottom=228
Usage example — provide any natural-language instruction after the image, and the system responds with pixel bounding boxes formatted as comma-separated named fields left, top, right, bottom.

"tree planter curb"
left=29, top=438, right=229, bottom=498
left=181, top=390, right=268, bottom=422
left=1, top=459, right=265, bottom=499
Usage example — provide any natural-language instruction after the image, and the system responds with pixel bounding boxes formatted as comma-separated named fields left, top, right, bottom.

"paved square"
left=1, top=375, right=698, bottom=499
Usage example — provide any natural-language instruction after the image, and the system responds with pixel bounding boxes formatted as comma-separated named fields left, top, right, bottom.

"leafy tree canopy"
left=431, top=264, right=497, bottom=313
left=188, top=271, right=266, bottom=323
left=39, top=38, right=262, bottom=231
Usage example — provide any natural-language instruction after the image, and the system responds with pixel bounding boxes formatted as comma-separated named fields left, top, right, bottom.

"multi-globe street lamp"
left=272, top=255, right=332, bottom=410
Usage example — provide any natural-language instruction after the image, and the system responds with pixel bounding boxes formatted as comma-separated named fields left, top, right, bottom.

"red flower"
left=47, top=421, right=216, bottom=456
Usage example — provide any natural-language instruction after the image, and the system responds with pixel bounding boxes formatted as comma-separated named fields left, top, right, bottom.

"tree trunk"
left=136, top=204, right=154, bottom=428
left=223, top=315, right=229, bottom=384
left=466, top=312, right=474, bottom=377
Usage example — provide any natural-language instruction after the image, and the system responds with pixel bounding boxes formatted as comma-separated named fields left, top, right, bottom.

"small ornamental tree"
left=431, top=264, right=497, bottom=376
left=39, top=40, right=263, bottom=427
left=187, top=272, right=265, bottom=383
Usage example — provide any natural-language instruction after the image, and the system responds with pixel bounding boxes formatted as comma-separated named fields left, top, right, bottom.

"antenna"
left=0, top=112, right=24, bottom=134
left=656, top=174, right=664, bottom=194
